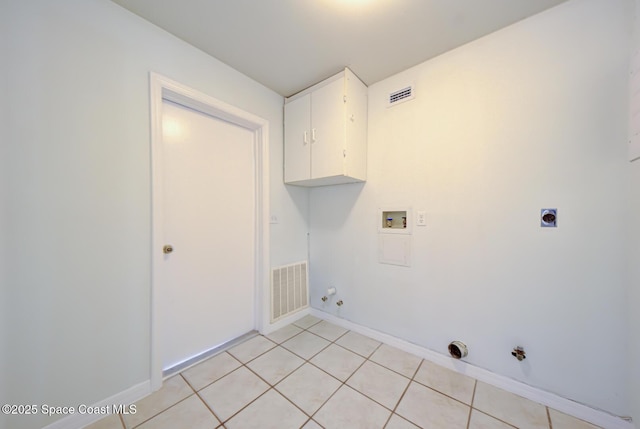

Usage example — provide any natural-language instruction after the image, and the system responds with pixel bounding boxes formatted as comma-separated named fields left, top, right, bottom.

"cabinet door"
left=284, top=94, right=311, bottom=183
left=311, top=78, right=345, bottom=179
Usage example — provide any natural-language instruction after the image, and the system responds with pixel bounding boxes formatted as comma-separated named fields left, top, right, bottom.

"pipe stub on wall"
left=448, top=341, right=468, bottom=359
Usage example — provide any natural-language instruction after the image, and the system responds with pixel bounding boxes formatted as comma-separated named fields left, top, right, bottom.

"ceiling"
left=112, top=0, right=568, bottom=97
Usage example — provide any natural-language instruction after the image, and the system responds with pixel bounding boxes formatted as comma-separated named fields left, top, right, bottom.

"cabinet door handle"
left=303, top=131, right=309, bottom=145
left=311, top=128, right=317, bottom=143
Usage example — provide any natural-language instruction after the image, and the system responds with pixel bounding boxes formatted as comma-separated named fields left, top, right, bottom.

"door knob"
left=163, top=245, right=174, bottom=254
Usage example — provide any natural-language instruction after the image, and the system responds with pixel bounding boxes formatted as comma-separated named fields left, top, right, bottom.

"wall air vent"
left=271, top=261, right=309, bottom=322
left=387, top=84, right=415, bottom=107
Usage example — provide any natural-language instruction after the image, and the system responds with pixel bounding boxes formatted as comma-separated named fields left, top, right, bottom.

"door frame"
left=149, top=72, right=269, bottom=390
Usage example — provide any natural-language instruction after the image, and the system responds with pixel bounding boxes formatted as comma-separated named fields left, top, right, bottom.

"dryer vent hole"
left=448, top=341, right=468, bottom=359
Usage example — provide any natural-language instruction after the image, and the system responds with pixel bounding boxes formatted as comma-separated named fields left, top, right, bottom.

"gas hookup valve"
left=512, top=346, right=526, bottom=361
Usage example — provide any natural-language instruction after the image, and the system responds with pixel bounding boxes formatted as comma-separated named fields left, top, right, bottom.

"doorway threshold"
left=162, top=330, right=259, bottom=379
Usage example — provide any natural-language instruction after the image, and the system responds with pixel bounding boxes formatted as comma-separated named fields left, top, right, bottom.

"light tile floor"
left=86, top=315, right=602, bottom=429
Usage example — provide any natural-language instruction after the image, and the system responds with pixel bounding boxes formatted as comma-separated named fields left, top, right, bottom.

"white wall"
left=3, top=1, right=307, bottom=428
left=310, top=0, right=633, bottom=416
left=630, top=159, right=640, bottom=427
left=629, top=3, right=640, bottom=426
left=0, top=2, right=9, bottom=428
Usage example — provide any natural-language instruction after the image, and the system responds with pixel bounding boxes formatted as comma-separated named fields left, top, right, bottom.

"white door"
left=159, top=99, right=255, bottom=370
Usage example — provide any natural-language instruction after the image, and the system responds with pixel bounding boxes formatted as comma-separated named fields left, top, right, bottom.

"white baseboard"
left=42, top=380, right=151, bottom=429
left=42, top=307, right=308, bottom=429
left=309, top=308, right=633, bottom=429
left=40, top=308, right=634, bottom=429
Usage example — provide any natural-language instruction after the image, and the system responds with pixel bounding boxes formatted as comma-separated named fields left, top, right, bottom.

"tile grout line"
left=398, top=358, right=429, bottom=428
left=267, top=325, right=307, bottom=344
left=304, top=321, right=361, bottom=424
left=470, top=379, right=477, bottom=408
left=149, top=318, right=530, bottom=429
left=321, top=326, right=480, bottom=417
left=188, top=353, right=269, bottom=426
left=273, top=380, right=323, bottom=422
left=340, top=343, right=375, bottom=386
left=305, top=318, right=488, bottom=416
left=335, top=334, right=488, bottom=428
left=241, top=357, right=311, bottom=420
left=110, top=318, right=329, bottom=429
left=307, top=375, right=345, bottom=424
left=184, top=372, right=225, bottom=426
left=359, top=357, right=413, bottom=408
left=469, top=379, right=531, bottom=429
left=182, top=351, right=244, bottom=393
left=193, top=390, right=224, bottom=427
left=127, top=374, right=197, bottom=428
left=129, top=390, right=198, bottom=429
left=130, top=319, right=432, bottom=429
left=410, top=370, right=479, bottom=411
left=299, top=321, right=445, bottom=428
left=215, top=322, right=333, bottom=426
left=215, top=386, right=274, bottom=426
left=218, top=336, right=319, bottom=424
left=280, top=323, right=335, bottom=362
left=178, top=372, right=229, bottom=428
left=230, top=338, right=310, bottom=423
left=471, top=408, right=519, bottom=428
left=98, top=317, right=566, bottom=429
left=303, top=322, right=378, bottom=425
left=466, top=380, right=478, bottom=429
left=383, top=357, right=426, bottom=429
left=228, top=337, right=278, bottom=366
left=289, top=317, right=350, bottom=427
left=199, top=345, right=283, bottom=424
left=214, top=333, right=321, bottom=426
left=325, top=330, right=432, bottom=426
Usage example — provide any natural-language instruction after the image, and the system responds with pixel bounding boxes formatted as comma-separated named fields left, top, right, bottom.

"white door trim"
left=149, top=72, right=269, bottom=390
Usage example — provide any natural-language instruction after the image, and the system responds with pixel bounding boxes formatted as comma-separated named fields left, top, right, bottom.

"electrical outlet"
left=416, top=211, right=426, bottom=226
left=270, top=215, right=279, bottom=224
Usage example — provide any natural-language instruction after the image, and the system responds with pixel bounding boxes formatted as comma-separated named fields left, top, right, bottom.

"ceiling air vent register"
left=387, top=84, right=415, bottom=107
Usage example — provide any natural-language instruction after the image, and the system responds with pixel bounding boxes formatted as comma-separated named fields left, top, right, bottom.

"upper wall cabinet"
left=284, top=68, right=367, bottom=186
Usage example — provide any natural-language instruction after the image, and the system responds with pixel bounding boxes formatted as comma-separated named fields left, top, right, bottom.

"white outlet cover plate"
left=416, top=211, right=426, bottom=226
